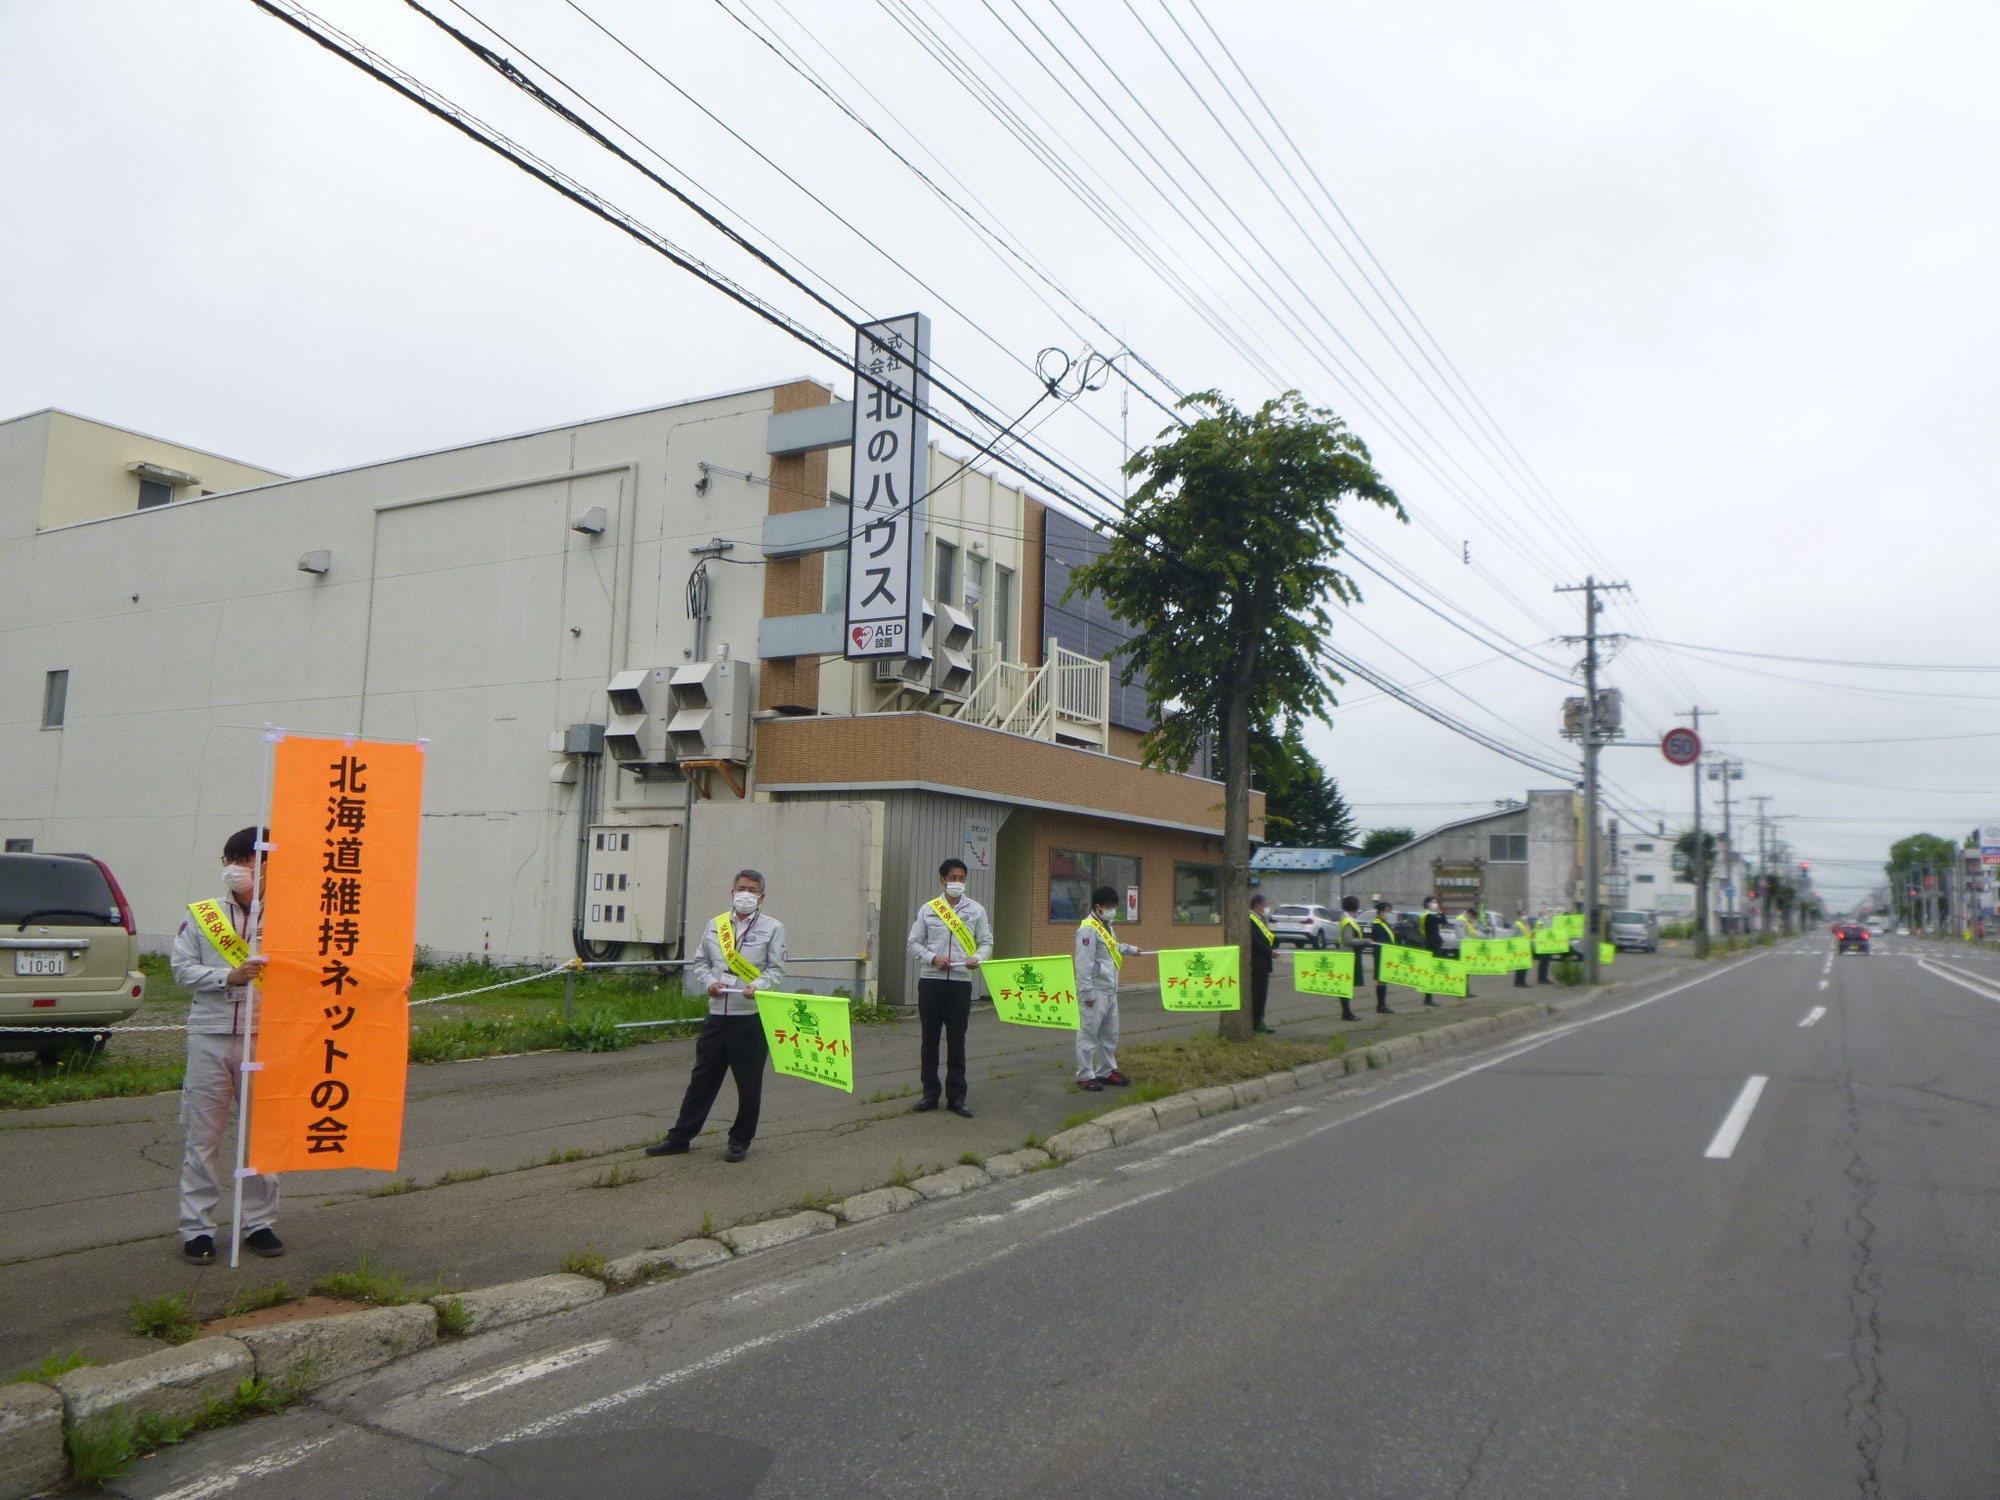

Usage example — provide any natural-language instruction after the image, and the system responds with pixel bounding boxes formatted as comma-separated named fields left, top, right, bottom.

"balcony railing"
left=950, top=638, right=1110, bottom=749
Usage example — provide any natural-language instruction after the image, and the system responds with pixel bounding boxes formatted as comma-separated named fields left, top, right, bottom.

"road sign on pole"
left=1661, top=727, right=1701, bottom=766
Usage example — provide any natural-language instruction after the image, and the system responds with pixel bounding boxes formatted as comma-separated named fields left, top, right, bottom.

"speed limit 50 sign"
left=1661, top=727, right=1702, bottom=766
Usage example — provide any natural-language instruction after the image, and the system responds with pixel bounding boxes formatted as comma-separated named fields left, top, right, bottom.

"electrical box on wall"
left=583, top=823, right=684, bottom=946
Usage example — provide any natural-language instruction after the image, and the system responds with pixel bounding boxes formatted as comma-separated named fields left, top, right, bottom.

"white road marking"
left=1704, top=1076, right=1769, bottom=1159
left=149, top=1437, right=339, bottom=1500
left=444, top=1340, right=615, bottom=1402
left=1165, top=1119, right=1267, bottom=1154
left=1280, top=1105, right=1314, bottom=1116
left=1916, top=958, right=2000, bottom=1002
left=1799, top=1006, right=1826, bottom=1028
left=1817, top=979, right=1829, bottom=990
left=1011, top=1183, right=1090, bottom=1211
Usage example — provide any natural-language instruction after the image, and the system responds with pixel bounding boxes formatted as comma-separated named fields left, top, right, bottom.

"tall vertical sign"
left=845, top=313, right=930, bottom=659
left=251, top=735, right=425, bottom=1173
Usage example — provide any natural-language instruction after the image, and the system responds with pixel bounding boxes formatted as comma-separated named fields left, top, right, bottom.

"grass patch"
left=221, top=1280, right=294, bottom=1319
left=368, top=1176, right=419, bottom=1198
left=957, top=1150, right=984, bottom=1168
left=698, top=1211, right=715, bottom=1238
left=1108, top=1035, right=1341, bottom=1095
left=434, top=1296, right=472, bottom=1337
left=312, top=1247, right=434, bottom=1306
left=0, top=1054, right=184, bottom=1111
left=130, top=1290, right=199, bottom=1345
left=7, top=1348, right=95, bottom=1385
left=559, top=1245, right=606, bottom=1279
left=888, top=1156, right=913, bottom=1189
left=848, top=1000, right=900, bottom=1026
left=588, top=1163, right=641, bottom=1189
left=1553, top=960, right=1589, bottom=986
left=405, top=966, right=703, bottom=1062
left=434, top=1166, right=492, bottom=1186
left=65, top=1375, right=299, bottom=1487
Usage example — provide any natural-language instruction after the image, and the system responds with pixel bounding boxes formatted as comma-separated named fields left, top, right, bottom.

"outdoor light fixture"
left=297, top=550, right=331, bottom=575
left=572, top=506, right=608, bottom=535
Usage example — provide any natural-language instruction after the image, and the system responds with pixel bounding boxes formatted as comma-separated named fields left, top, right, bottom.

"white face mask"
left=223, top=865, right=254, bottom=896
left=731, top=890, right=760, bottom=917
left=944, top=881, right=966, bottom=900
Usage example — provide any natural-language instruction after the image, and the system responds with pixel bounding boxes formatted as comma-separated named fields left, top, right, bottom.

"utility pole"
left=1749, top=794, right=1773, bottom=933
left=1557, top=576, right=1630, bottom=983
left=1680, top=706, right=1717, bottom=957
left=1708, top=758, right=1744, bottom=929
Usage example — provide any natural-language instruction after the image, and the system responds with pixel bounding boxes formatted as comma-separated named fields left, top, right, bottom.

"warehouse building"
left=1, top=385, right=1258, bottom=1003
left=1337, top=793, right=1581, bottom=918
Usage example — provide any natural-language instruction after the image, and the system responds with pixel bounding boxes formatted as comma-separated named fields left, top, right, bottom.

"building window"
left=137, top=478, right=173, bottom=509
left=994, top=566, right=1014, bottom=660
left=1633, top=842, right=1655, bottom=853
left=1635, top=874, right=1656, bottom=884
left=1100, top=854, right=1141, bottom=922
left=1049, top=848, right=1140, bottom=923
left=1487, top=834, right=1528, bottom=862
left=933, top=539, right=957, bottom=606
left=1174, top=862, right=1222, bottom=924
left=823, top=544, right=847, bottom=616
left=964, top=554, right=985, bottom=645
left=41, top=670, right=68, bottom=729
left=3, top=839, right=32, bottom=853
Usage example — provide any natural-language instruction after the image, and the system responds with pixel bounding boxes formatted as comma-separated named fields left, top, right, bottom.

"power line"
left=1637, top=636, right=2000, bottom=673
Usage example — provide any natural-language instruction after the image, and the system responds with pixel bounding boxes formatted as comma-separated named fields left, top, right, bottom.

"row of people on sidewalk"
left=168, top=826, right=1572, bottom=1265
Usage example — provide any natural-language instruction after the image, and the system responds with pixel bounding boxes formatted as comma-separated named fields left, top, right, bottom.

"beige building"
left=2, top=383, right=1257, bottom=1003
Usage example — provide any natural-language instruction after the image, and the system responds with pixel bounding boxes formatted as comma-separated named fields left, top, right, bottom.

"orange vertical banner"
left=250, top=735, right=424, bottom=1174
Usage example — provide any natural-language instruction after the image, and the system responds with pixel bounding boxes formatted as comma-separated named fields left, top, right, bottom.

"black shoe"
left=244, top=1228, right=285, bottom=1259
left=724, top=1142, right=749, bottom=1163
left=1340, top=1008, right=1357, bottom=1022
left=1377, top=1005, right=1394, bottom=1014
left=182, top=1234, right=215, bottom=1265
left=645, top=1139, right=690, bottom=1156
left=912, top=1098, right=940, bottom=1113
left=947, top=1102, right=973, bottom=1118
left=1424, top=998, right=1439, bottom=1007
left=1253, top=1024, right=1275, bottom=1034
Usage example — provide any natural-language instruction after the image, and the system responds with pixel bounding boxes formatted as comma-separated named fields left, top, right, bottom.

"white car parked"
left=1269, top=903, right=1339, bottom=948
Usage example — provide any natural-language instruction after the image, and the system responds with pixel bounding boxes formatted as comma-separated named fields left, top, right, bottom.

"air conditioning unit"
left=665, top=660, right=753, bottom=763
left=873, top=600, right=936, bottom=689
left=604, top=669, right=667, bottom=763
left=930, top=603, right=975, bottom=700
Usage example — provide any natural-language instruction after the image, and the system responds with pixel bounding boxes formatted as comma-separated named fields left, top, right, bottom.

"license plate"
left=14, top=951, right=65, bottom=976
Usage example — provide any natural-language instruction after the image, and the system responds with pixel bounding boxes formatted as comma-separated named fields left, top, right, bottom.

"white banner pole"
left=228, top=725, right=280, bottom=1270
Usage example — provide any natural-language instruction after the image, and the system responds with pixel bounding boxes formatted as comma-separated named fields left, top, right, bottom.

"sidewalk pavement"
left=1, top=948, right=1690, bottom=1364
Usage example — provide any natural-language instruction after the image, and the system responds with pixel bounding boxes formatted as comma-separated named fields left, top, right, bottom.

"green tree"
left=1887, top=832, right=1957, bottom=925
left=1068, top=390, right=1402, bottom=1040
left=1254, top=727, right=1355, bottom=849
left=1674, top=831, right=1719, bottom=883
left=1357, top=827, right=1416, bottom=860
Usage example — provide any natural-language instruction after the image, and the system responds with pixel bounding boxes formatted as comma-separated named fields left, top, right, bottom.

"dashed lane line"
left=1799, top=1007, right=1826, bottom=1028
left=1704, top=1076, right=1769, bottom=1160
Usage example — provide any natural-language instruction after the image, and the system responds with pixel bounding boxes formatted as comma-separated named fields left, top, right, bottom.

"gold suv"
left=1, top=852, right=146, bottom=1060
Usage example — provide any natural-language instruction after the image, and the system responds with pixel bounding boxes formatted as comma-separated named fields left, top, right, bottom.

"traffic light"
left=1798, top=861, right=1809, bottom=874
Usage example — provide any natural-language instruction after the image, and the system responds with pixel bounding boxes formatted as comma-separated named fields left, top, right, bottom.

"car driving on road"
left=0, top=852, right=145, bottom=1059
left=1835, top=923, right=1871, bottom=955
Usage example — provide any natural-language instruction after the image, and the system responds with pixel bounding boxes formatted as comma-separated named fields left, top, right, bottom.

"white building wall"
left=0, top=386, right=819, bottom=958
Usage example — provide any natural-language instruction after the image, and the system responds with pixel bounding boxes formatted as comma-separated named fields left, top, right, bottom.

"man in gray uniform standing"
left=648, top=869, right=787, bottom=1163
left=1075, top=884, right=1140, bottom=1092
left=170, top=826, right=283, bottom=1264
left=906, top=857, right=992, bottom=1117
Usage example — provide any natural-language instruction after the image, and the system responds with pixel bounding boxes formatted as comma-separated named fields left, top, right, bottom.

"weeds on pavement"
left=6, top=1349, right=95, bottom=1384
left=221, top=1280, right=294, bottom=1319
left=434, top=1296, right=472, bottom=1337
left=434, top=1166, right=491, bottom=1186
left=560, top=1245, right=606, bottom=1279
left=313, top=1247, right=437, bottom=1306
left=957, top=1151, right=984, bottom=1168
left=588, top=1163, right=641, bottom=1189
left=129, top=1290, right=199, bottom=1345
left=888, top=1157, right=913, bottom=1189
left=368, top=1177, right=418, bottom=1197
left=65, top=1375, right=301, bottom=1488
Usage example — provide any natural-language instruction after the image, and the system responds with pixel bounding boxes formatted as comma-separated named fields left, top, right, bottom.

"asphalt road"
left=111, top=937, right=2000, bottom=1498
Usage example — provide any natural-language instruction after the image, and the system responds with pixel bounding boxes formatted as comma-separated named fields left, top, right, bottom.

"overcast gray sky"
left=6, top=0, right=1996, bottom=904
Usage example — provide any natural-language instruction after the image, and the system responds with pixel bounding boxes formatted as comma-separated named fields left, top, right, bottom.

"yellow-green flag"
left=1379, top=944, right=1469, bottom=997
left=1502, top=935, right=1534, bottom=969
left=1532, top=925, right=1570, bottom=956
left=983, top=956, right=1079, bottom=1029
left=1160, top=946, right=1241, bottom=1011
left=1293, top=949, right=1355, bottom=998
left=1599, top=942, right=1617, bottom=966
left=1456, top=938, right=1514, bottom=976
left=756, top=992, right=854, bottom=1092
left=1554, top=912, right=1587, bottom=941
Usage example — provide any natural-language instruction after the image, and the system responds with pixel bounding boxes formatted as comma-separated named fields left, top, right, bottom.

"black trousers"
left=1536, top=954, right=1553, bottom=983
left=918, top=978, right=973, bottom=1105
left=667, top=1014, right=768, bottom=1148
left=1250, top=967, right=1272, bottom=1028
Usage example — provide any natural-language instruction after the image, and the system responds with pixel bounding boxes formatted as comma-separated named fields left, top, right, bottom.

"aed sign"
left=845, top=313, right=931, bottom=660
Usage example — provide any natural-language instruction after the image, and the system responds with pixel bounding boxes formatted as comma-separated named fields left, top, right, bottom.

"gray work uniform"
left=169, top=892, right=279, bottom=1242
left=1074, top=918, right=1137, bottom=1081
left=905, top=896, right=993, bottom=979
left=686, top=910, right=789, bottom=1013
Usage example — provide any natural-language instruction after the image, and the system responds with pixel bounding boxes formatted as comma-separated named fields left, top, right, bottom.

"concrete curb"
left=6, top=990, right=1607, bottom=1499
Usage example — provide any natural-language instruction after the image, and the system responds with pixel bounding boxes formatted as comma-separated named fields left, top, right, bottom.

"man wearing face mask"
left=1075, top=884, right=1141, bottom=1092
left=1419, top=894, right=1446, bottom=1006
left=905, top=857, right=992, bottom=1117
left=169, top=826, right=282, bottom=1264
left=647, top=870, right=787, bottom=1163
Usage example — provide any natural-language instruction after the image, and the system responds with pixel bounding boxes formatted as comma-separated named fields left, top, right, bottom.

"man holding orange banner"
left=648, top=869, right=788, bottom=1163
left=170, top=826, right=281, bottom=1265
